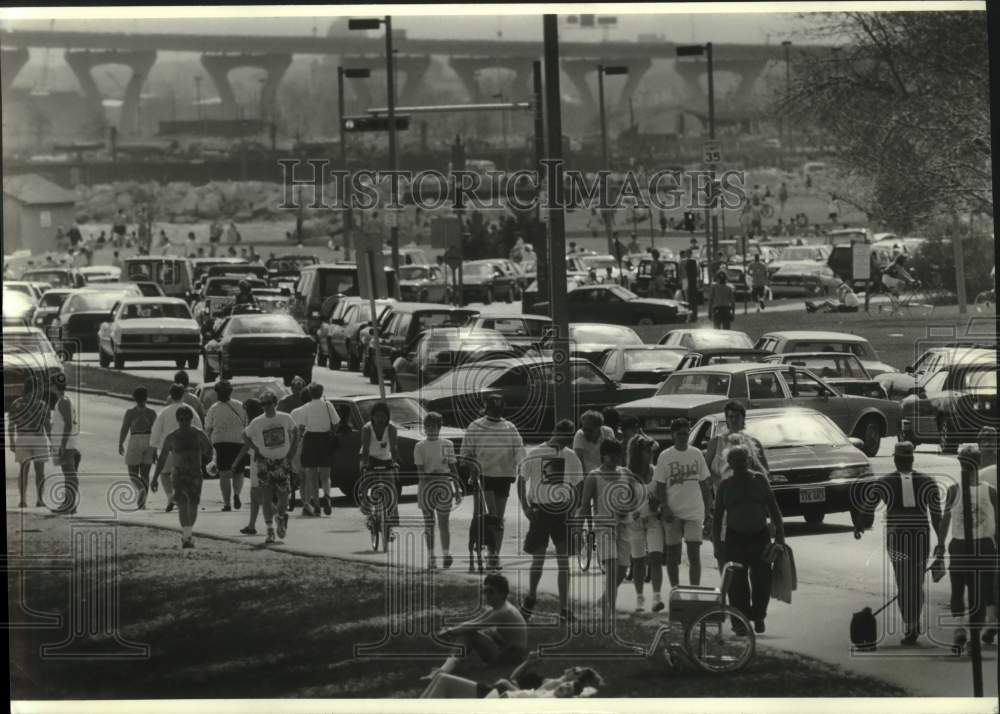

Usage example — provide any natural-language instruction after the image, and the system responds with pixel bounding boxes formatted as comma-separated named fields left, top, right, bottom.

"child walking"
left=414, top=412, right=461, bottom=570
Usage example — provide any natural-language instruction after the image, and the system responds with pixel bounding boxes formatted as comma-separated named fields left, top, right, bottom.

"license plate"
left=153, top=334, right=169, bottom=343
left=659, top=417, right=672, bottom=427
left=799, top=487, right=826, bottom=504
left=264, top=360, right=280, bottom=369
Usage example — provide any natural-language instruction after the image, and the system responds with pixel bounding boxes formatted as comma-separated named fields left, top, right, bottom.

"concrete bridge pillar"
left=613, top=58, right=652, bottom=113
left=449, top=56, right=489, bottom=104
left=200, top=52, right=292, bottom=122
left=64, top=49, right=157, bottom=138
left=561, top=60, right=599, bottom=120
left=1, top=47, right=29, bottom=94
left=674, top=57, right=769, bottom=127
left=396, top=55, right=432, bottom=107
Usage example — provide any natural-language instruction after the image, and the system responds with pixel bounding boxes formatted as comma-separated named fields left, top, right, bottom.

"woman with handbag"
left=296, top=383, right=341, bottom=517
left=204, top=380, right=248, bottom=512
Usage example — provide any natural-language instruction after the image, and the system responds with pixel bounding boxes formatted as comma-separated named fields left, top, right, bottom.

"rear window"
left=65, top=292, right=129, bottom=312
left=571, top=324, right=642, bottom=345
left=788, top=341, right=873, bottom=359
left=782, top=355, right=866, bottom=379
left=413, top=311, right=468, bottom=333
left=229, top=315, right=302, bottom=335
left=320, top=271, right=359, bottom=296
left=23, top=271, right=71, bottom=287
left=39, top=292, right=68, bottom=308
left=120, top=302, right=192, bottom=320
left=656, top=373, right=732, bottom=396
left=692, top=331, right=754, bottom=349
left=623, top=349, right=684, bottom=371
left=206, top=279, right=265, bottom=296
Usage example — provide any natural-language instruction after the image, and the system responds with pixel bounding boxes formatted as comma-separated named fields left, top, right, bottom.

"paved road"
left=6, top=391, right=995, bottom=697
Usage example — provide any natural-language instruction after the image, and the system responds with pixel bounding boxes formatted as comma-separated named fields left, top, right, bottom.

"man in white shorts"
left=654, top=418, right=712, bottom=588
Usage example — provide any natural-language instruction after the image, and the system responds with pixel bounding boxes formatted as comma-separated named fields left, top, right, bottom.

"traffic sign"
left=443, top=247, right=461, bottom=270
left=342, top=114, right=411, bottom=133
left=703, top=140, right=722, bottom=165
left=852, top=242, right=871, bottom=281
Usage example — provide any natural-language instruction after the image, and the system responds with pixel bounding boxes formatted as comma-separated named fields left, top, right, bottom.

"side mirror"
left=849, top=437, right=866, bottom=451
left=904, top=365, right=913, bottom=373
left=330, top=318, right=345, bottom=327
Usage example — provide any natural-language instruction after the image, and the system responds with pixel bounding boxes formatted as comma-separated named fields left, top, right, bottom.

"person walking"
left=278, top=376, right=307, bottom=508
left=173, top=370, right=205, bottom=423
left=289, top=386, right=314, bottom=515
left=236, top=390, right=299, bottom=544
left=625, top=430, right=661, bottom=612
left=707, top=270, right=736, bottom=330
left=204, top=380, right=247, bottom=512
left=50, top=375, right=81, bottom=514
left=151, top=383, right=204, bottom=513
left=415, top=411, right=461, bottom=570
left=777, top=182, right=788, bottom=216
left=682, top=250, right=701, bottom=322
left=746, top=254, right=769, bottom=313
left=711, top=445, right=786, bottom=634
left=654, top=418, right=713, bottom=590
left=573, top=410, right=616, bottom=474
left=152, top=406, right=214, bottom=548
left=936, top=444, right=999, bottom=651
left=112, top=209, right=128, bottom=249
left=118, top=387, right=157, bottom=510
left=239, top=397, right=264, bottom=535
left=295, top=383, right=340, bottom=517
left=7, top=380, right=51, bottom=509
left=851, top=441, right=943, bottom=645
left=461, top=394, right=526, bottom=570
left=706, top=401, right=768, bottom=487
left=517, top=419, right=584, bottom=622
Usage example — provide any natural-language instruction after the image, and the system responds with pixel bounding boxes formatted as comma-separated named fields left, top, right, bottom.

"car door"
left=745, top=368, right=788, bottom=410
left=330, top=400, right=362, bottom=493
left=572, top=361, right=628, bottom=413
left=777, top=366, right=852, bottom=432
left=205, top=318, right=229, bottom=372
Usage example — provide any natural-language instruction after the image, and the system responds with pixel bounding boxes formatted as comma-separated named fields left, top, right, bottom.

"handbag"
left=325, top=402, right=340, bottom=451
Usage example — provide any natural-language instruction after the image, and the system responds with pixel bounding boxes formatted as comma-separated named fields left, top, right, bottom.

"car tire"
left=187, top=355, right=199, bottom=369
left=938, top=415, right=958, bottom=454
left=856, top=417, right=884, bottom=457
left=99, top=349, right=111, bottom=368
left=803, top=511, right=825, bottom=526
left=485, top=287, right=494, bottom=305
left=637, top=315, right=655, bottom=327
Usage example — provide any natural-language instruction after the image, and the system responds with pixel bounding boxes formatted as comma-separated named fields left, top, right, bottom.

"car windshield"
left=656, top=372, right=732, bottom=396
left=120, top=302, right=192, bottom=320
left=424, top=365, right=507, bottom=391
left=414, top=312, right=470, bottom=332
left=744, top=413, right=849, bottom=448
left=39, top=292, right=68, bottom=308
left=463, top=263, right=494, bottom=277
left=66, top=292, right=129, bottom=312
left=355, top=397, right=427, bottom=426
left=692, top=331, right=754, bottom=349
left=2, top=333, right=55, bottom=355
left=399, top=266, right=431, bottom=280
left=623, top=349, right=684, bottom=371
left=228, top=314, right=302, bottom=335
left=778, top=247, right=827, bottom=262
left=23, top=271, right=70, bottom=287
left=571, top=324, right=642, bottom=345
left=963, top=368, right=997, bottom=391
left=787, top=341, right=874, bottom=360
left=207, top=279, right=265, bottom=296
left=782, top=355, right=867, bottom=379
left=581, top=255, right=617, bottom=270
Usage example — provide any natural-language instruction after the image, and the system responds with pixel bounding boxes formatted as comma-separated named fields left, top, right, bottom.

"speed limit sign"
left=703, top=140, right=722, bottom=165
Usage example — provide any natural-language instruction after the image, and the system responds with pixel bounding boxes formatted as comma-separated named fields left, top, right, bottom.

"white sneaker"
left=635, top=594, right=645, bottom=613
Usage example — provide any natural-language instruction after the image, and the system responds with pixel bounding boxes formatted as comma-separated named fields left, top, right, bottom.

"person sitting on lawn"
left=805, top=280, right=860, bottom=313
left=424, top=573, right=527, bottom=679
left=421, top=650, right=604, bottom=698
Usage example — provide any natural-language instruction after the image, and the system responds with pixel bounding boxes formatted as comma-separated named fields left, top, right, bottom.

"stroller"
left=459, top=456, right=502, bottom=573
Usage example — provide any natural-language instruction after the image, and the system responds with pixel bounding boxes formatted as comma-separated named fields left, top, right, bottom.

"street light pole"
left=707, top=42, right=718, bottom=264
left=597, top=65, right=628, bottom=256
left=384, top=16, right=400, bottom=278
left=338, top=66, right=352, bottom=262
left=194, top=75, right=202, bottom=120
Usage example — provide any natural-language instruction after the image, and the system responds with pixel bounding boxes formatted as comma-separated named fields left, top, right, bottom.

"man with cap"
left=936, top=444, right=999, bottom=650
left=852, top=441, right=943, bottom=645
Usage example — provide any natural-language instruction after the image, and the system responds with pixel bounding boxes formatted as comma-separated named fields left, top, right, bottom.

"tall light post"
left=781, top=40, right=792, bottom=149
left=339, top=66, right=371, bottom=262
left=492, top=91, right=510, bottom=173
left=349, top=16, right=400, bottom=276
left=676, top=43, right=717, bottom=262
left=194, top=75, right=202, bottom=120
left=597, top=64, right=628, bottom=255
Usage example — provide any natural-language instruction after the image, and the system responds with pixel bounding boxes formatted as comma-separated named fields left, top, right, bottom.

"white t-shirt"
left=461, top=417, right=526, bottom=479
left=294, top=399, right=341, bottom=433
left=842, top=290, right=860, bottom=309
left=204, top=399, right=246, bottom=444
left=573, top=426, right=616, bottom=474
left=949, top=482, right=996, bottom=541
left=244, top=412, right=297, bottom=460
left=414, top=438, right=456, bottom=475
left=653, top=446, right=711, bottom=521
left=980, top=465, right=997, bottom=490
left=518, top=443, right=584, bottom=508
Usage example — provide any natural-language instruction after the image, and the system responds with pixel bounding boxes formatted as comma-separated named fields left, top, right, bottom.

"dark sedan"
left=49, top=286, right=141, bottom=358
left=390, top=327, right=517, bottom=392
left=534, top=284, right=689, bottom=326
left=399, top=355, right=656, bottom=440
left=901, top=355, right=998, bottom=452
left=763, top=352, right=888, bottom=399
left=675, top=348, right=770, bottom=370
left=877, top=345, right=995, bottom=400
left=202, top=312, right=315, bottom=385
left=599, top=345, right=687, bottom=385
left=459, top=260, right=520, bottom=304
left=690, top=408, right=874, bottom=524
left=327, top=395, right=465, bottom=496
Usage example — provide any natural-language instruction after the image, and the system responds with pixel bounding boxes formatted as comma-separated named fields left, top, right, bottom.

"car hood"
left=861, top=361, right=897, bottom=377
left=3, top=351, right=63, bottom=372
left=617, top=393, right=728, bottom=413
left=628, top=298, right=685, bottom=310
left=771, top=262, right=826, bottom=274
left=765, top=442, right=868, bottom=472
left=116, top=318, right=199, bottom=331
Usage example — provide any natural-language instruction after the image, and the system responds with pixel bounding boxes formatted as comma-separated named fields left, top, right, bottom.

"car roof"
left=619, top=345, right=686, bottom=351
left=3, top=326, right=45, bottom=337
left=119, top=296, right=188, bottom=305
left=475, top=311, right=551, bottom=321
left=771, top=351, right=862, bottom=359
left=385, top=302, right=474, bottom=313
left=760, top=331, right=869, bottom=342
left=668, top=363, right=779, bottom=375
left=698, top=406, right=826, bottom=422
left=691, top=348, right=770, bottom=356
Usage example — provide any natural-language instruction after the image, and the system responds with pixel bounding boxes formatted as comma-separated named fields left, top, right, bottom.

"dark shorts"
left=300, top=431, right=333, bottom=468
left=523, top=508, right=571, bottom=554
left=172, top=468, right=204, bottom=504
left=483, top=476, right=516, bottom=499
left=213, top=443, right=242, bottom=472
left=752, top=285, right=765, bottom=300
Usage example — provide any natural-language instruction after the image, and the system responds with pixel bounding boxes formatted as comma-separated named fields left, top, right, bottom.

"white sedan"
left=98, top=297, right=202, bottom=370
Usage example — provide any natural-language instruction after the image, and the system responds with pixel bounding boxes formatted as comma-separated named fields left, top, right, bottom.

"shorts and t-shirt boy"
left=414, top=437, right=457, bottom=512
left=653, top=445, right=710, bottom=545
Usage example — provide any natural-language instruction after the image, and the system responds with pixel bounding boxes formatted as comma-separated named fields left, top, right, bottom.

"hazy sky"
left=4, top=12, right=817, bottom=45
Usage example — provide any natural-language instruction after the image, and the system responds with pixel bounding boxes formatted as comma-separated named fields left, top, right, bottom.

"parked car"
left=877, top=345, right=996, bottom=400
left=465, top=312, right=552, bottom=354
left=390, top=327, right=516, bottom=392
left=689, top=408, right=874, bottom=524
left=266, top=254, right=318, bottom=282
left=755, top=331, right=898, bottom=377
left=766, top=245, right=832, bottom=278
left=400, top=355, right=656, bottom=439
left=598, top=345, right=688, bottom=385
left=459, top=259, right=520, bottom=304
left=49, top=285, right=142, bottom=358
left=327, top=395, right=464, bottom=496
left=900, top=354, right=998, bottom=452
left=769, top=263, right=842, bottom=298
left=20, top=267, right=86, bottom=289
left=2, top=327, right=64, bottom=411
left=364, top=303, right=479, bottom=384
left=658, top=328, right=754, bottom=351
left=202, top=312, right=316, bottom=385
left=80, top=265, right=121, bottom=283
left=566, top=253, right=628, bottom=285
left=534, top=284, right=688, bottom=326
left=2, top=289, right=36, bottom=327
left=540, top=322, right=643, bottom=366
left=675, top=348, right=770, bottom=370
left=398, top=264, right=451, bottom=303
left=763, top=352, right=888, bottom=399
left=616, top=362, right=900, bottom=455
left=98, top=297, right=201, bottom=369
left=322, top=298, right=396, bottom=371
left=31, top=288, right=72, bottom=332
left=194, top=378, right=291, bottom=411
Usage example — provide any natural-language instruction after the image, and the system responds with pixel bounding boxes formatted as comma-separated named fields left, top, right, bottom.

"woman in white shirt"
left=204, top=380, right=247, bottom=513
left=296, top=383, right=341, bottom=517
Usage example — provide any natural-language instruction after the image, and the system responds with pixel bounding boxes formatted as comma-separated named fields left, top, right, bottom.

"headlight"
left=770, top=473, right=789, bottom=483
left=35, top=316, right=46, bottom=325
left=310, top=310, right=321, bottom=318
left=829, top=465, right=872, bottom=480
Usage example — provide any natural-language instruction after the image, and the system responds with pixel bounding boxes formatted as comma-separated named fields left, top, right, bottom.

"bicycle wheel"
left=381, top=510, right=392, bottom=552
left=576, top=528, right=592, bottom=572
left=369, top=511, right=381, bottom=552
left=594, top=532, right=606, bottom=574
left=683, top=606, right=755, bottom=674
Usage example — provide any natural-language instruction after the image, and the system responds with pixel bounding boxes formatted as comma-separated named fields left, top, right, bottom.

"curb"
left=70, top=386, right=167, bottom=406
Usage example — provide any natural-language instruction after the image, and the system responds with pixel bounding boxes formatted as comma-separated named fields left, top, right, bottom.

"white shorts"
left=594, top=524, right=631, bottom=564
left=664, top=518, right=704, bottom=546
left=627, top=515, right=666, bottom=558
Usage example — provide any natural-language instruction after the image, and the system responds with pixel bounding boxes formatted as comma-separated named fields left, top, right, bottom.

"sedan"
left=49, top=286, right=142, bottom=358
left=3, top=327, right=64, bottom=411
left=324, top=299, right=395, bottom=371
left=98, top=297, right=202, bottom=370
left=690, top=408, right=874, bottom=524
left=459, top=260, right=520, bottom=304
left=540, top=323, right=644, bottom=366
left=391, top=327, right=516, bottom=393
left=599, top=345, right=687, bottom=385
left=675, top=349, right=770, bottom=370
left=755, top=331, right=898, bottom=377
left=534, top=284, right=689, bottom=326
left=763, top=352, right=888, bottom=399
left=877, top=345, right=995, bottom=401
left=202, top=313, right=315, bottom=385
left=466, top=312, right=552, bottom=354
left=658, top=328, right=754, bottom=351
left=328, top=395, right=465, bottom=496
left=31, top=288, right=72, bottom=333
left=398, top=264, right=451, bottom=303
left=399, top=355, right=656, bottom=440
left=617, top=362, right=900, bottom=456
left=769, top=263, right=842, bottom=298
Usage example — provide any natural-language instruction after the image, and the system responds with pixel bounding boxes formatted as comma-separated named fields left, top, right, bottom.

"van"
left=295, top=262, right=398, bottom=335
left=20, top=267, right=86, bottom=289
left=121, top=257, right=194, bottom=301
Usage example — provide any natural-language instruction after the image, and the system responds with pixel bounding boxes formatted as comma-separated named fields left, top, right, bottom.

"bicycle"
left=575, top=516, right=606, bottom=574
left=357, top=464, right=400, bottom=552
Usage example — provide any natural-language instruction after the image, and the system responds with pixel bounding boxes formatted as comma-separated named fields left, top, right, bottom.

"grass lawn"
left=8, top=514, right=904, bottom=699
left=634, top=304, right=997, bottom=372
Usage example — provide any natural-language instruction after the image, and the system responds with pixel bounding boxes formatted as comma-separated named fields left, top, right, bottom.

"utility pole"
left=953, top=211, right=967, bottom=314
left=385, top=16, right=400, bottom=278
left=707, top=42, right=718, bottom=264
left=532, top=59, right=549, bottom=317
left=338, top=66, right=372, bottom=262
